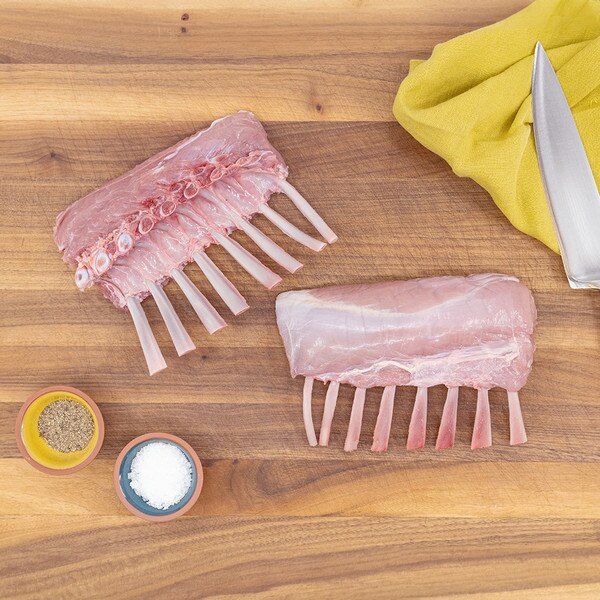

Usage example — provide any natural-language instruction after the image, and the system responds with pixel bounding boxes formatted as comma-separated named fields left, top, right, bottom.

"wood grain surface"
left=1, top=0, right=599, bottom=598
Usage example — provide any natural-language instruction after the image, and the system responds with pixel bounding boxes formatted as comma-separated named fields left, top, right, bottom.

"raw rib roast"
left=275, top=274, right=536, bottom=451
left=54, top=111, right=336, bottom=374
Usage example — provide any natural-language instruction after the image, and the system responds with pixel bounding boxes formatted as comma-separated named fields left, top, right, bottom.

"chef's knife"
left=532, top=42, right=600, bottom=288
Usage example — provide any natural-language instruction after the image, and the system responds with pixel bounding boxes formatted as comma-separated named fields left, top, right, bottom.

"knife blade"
left=532, top=42, right=600, bottom=288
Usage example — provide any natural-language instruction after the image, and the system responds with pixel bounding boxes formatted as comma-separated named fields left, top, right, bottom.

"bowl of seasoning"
left=16, top=386, right=104, bottom=475
left=114, top=433, right=203, bottom=522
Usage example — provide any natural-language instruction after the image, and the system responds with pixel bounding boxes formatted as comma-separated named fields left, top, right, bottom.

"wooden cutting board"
left=1, top=0, right=599, bottom=597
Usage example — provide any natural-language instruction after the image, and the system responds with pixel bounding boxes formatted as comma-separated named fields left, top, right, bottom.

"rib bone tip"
left=510, top=436, right=527, bottom=447
left=148, top=363, right=168, bottom=376
left=471, top=441, right=493, bottom=450
left=435, top=436, right=455, bottom=450
left=435, top=442, right=453, bottom=451
left=406, top=441, right=425, bottom=451
left=207, top=322, right=227, bottom=335
left=178, top=345, right=197, bottom=356
left=267, top=277, right=283, bottom=290
left=370, top=444, right=387, bottom=453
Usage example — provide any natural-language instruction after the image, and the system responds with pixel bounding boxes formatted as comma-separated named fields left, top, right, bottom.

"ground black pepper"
left=38, top=399, right=94, bottom=453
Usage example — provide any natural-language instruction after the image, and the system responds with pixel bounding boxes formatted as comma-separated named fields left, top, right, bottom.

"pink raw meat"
left=54, top=111, right=336, bottom=374
left=275, top=274, right=536, bottom=452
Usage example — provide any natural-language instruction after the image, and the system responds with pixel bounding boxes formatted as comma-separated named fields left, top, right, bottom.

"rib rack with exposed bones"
left=54, top=111, right=336, bottom=374
left=276, top=274, right=536, bottom=451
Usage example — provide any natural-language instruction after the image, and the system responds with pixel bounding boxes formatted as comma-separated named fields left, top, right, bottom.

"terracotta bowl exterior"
left=114, top=433, right=203, bottom=522
left=15, top=385, right=105, bottom=475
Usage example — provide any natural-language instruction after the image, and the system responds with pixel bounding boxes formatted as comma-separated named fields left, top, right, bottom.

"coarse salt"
left=128, top=441, right=192, bottom=510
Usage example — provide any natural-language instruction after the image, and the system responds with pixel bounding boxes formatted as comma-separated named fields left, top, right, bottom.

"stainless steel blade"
left=532, top=42, right=600, bottom=287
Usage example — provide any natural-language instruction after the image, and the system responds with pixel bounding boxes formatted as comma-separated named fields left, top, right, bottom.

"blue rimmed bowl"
left=114, top=433, right=203, bottom=522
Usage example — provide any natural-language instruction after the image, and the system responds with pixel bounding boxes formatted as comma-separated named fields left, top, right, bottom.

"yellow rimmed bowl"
left=16, top=386, right=104, bottom=475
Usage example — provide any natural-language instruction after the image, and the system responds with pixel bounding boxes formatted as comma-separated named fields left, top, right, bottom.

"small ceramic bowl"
left=114, top=433, right=203, bottom=522
left=16, top=385, right=104, bottom=475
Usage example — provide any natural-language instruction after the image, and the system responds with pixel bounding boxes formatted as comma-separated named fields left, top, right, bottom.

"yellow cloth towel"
left=393, top=0, right=600, bottom=253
